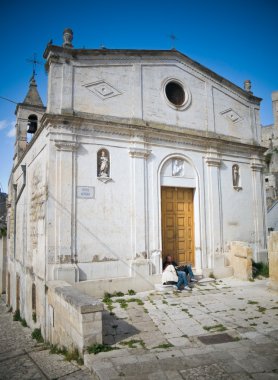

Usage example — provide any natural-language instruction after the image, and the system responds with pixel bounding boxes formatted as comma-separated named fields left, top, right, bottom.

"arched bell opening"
left=27, top=114, right=38, bottom=134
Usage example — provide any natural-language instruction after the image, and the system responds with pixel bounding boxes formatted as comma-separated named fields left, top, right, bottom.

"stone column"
left=205, top=150, right=223, bottom=269
left=129, top=144, right=151, bottom=276
left=268, top=231, right=278, bottom=291
left=250, top=156, right=267, bottom=262
left=53, top=139, right=79, bottom=283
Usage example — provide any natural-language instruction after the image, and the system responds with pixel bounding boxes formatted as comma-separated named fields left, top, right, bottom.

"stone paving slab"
left=1, top=278, right=278, bottom=379
left=86, top=278, right=278, bottom=379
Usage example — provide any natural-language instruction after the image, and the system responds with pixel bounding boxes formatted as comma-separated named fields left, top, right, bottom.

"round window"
left=165, top=81, right=185, bottom=106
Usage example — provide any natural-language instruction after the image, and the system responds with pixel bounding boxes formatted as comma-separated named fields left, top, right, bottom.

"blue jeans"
left=176, top=271, right=189, bottom=289
left=185, top=265, right=195, bottom=279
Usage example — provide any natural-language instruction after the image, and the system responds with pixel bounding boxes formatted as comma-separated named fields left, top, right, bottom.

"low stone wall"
left=74, top=274, right=161, bottom=298
left=269, top=231, right=278, bottom=291
left=230, top=241, right=253, bottom=281
left=47, top=281, right=103, bottom=354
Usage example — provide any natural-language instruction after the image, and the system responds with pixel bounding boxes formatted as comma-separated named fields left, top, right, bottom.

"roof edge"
left=43, top=45, right=262, bottom=103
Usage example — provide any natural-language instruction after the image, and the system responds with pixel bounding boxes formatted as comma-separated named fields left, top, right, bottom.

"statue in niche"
left=98, top=149, right=110, bottom=177
left=172, top=159, right=184, bottom=176
left=232, top=164, right=240, bottom=187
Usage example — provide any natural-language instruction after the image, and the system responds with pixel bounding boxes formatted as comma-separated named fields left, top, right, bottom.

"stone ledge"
left=55, top=286, right=103, bottom=314
left=47, top=281, right=103, bottom=313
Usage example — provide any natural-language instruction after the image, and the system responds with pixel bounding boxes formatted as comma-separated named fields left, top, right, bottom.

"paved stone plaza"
left=1, top=278, right=278, bottom=379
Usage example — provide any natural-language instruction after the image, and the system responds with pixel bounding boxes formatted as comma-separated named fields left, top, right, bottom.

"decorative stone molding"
left=205, top=155, right=221, bottom=167
left=84, top=80, right=122, bottom=100
left=250, top=157, right=265, bottom=172
left=54, top=140, right=79, bottom=152
left=129, top=148, right=151, bottom=159
left=97, top=177, right=112, bottom=184
left=220, top=108, right=242, bottom=124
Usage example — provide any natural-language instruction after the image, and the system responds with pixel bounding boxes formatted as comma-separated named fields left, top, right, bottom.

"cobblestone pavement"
left=0, top=297, right=95, bottom=379
left=1, top=278, right=278, bottom=379
left=85, top=278, right=278, bottom=379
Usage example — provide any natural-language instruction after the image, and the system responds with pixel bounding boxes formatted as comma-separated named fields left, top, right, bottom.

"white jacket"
left=162, top=264, right=178, bottom=284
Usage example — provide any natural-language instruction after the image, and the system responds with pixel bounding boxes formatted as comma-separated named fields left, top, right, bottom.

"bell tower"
left=14, top=75, right=45, bottom=164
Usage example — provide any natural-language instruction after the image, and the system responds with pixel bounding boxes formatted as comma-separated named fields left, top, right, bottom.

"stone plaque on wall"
left=77, top=186, right=95, bottom=199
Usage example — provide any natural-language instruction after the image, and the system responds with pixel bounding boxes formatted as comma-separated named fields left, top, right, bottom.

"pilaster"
left=250, top=156, right=267, bottom=262
left=129, top=142, right=151, bottom=258
left=205, top=150, right=223, bottom=268
left=54, top=139, right=79, bottom=266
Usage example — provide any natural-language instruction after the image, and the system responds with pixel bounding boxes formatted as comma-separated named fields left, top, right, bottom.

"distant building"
left=6, top=29, right=267, bottom=340
left=261, top=91, right=278, bottom=231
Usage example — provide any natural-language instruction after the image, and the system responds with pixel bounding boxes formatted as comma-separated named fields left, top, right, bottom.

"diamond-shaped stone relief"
left=83, top=80, right=122, bottom=100
left=220, top=108, right=242, bottom=124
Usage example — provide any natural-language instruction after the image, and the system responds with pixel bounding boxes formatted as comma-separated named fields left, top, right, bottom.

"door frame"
left=157, top=154, right=202, bottom=273
left=161, top=186, right=195, bottom=265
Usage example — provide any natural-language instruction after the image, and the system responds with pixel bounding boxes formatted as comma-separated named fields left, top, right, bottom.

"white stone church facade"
left=6, top=29, right=267, bottom=332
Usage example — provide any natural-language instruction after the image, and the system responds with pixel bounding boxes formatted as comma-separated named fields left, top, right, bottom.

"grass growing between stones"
left=247, top=300, right=259, bottom=305
left=182, top=308, right=193, bottom=318
left=152, top=343, right=174, bottom=349
left=13, top=309, right=21, bottom=321
left=252, top=261, right=269, bottom=278
left=120, top=339, right=146, bottom=349
left=115, top=298, right=144, bottom=309
left=31, top=328, right=44, bottom=343
left=257, top=306, right=266, bottom=314
left=203, top=324, right=227, bottom=332
left=21, top=318, right=28, bottom=327
left=87, top=343, right=119, bottom=355
left=49, top=345, right=84, bottom=365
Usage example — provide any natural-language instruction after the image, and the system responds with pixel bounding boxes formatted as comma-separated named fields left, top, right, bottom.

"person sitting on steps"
left=162, top=255, right=194, bottom=291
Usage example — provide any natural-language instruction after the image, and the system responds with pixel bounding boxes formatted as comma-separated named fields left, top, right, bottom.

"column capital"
left=250, top=156, right=265, bottom=172
left=205, top=155, right=221, bottom=167
left=54, top=140, right=79, bottom=152
left=129, top=148, right=151, bottom=159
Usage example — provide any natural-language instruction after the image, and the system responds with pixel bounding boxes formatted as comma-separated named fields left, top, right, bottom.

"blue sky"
left=0, top=0, right=277, bottom=192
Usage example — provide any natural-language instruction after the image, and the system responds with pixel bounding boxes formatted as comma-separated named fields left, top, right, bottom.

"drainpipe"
left=13, top=165, right=26, bottom=258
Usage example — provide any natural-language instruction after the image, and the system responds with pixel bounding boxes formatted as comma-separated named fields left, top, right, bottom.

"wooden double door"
left=161, top=187, right=194, bottom=265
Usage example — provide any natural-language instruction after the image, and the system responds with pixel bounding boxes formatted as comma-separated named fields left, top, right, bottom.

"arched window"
left=27, top=114, right=38, bottom=134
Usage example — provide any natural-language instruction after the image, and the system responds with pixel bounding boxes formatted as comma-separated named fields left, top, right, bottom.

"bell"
left=27, top=121, right=37, bottom=134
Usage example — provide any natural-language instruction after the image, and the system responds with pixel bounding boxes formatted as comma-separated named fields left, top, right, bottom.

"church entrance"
left=161, top=187, right=194, bottom=266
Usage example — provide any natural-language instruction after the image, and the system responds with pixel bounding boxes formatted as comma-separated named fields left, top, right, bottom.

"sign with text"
left=77, top=186, right=95, bottom=199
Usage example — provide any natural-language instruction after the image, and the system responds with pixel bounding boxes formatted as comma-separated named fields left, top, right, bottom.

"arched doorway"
left=161, top=186, right=194, bottom=265
left=159, top=155, right=201, bottom=269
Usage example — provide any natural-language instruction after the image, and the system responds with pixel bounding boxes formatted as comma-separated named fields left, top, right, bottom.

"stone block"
left=47, top=281, right=104, bottom=353
left=230, top=241, right=253, bottom=281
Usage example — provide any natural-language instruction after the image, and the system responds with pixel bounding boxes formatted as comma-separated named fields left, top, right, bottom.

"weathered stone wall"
left=0, top=236, right=7, bottom=294
left=230, top=241, right=253, bottom=280
left=47, top=281, right=103, bottom=354
left=268, top=231, right=278, bottom=290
